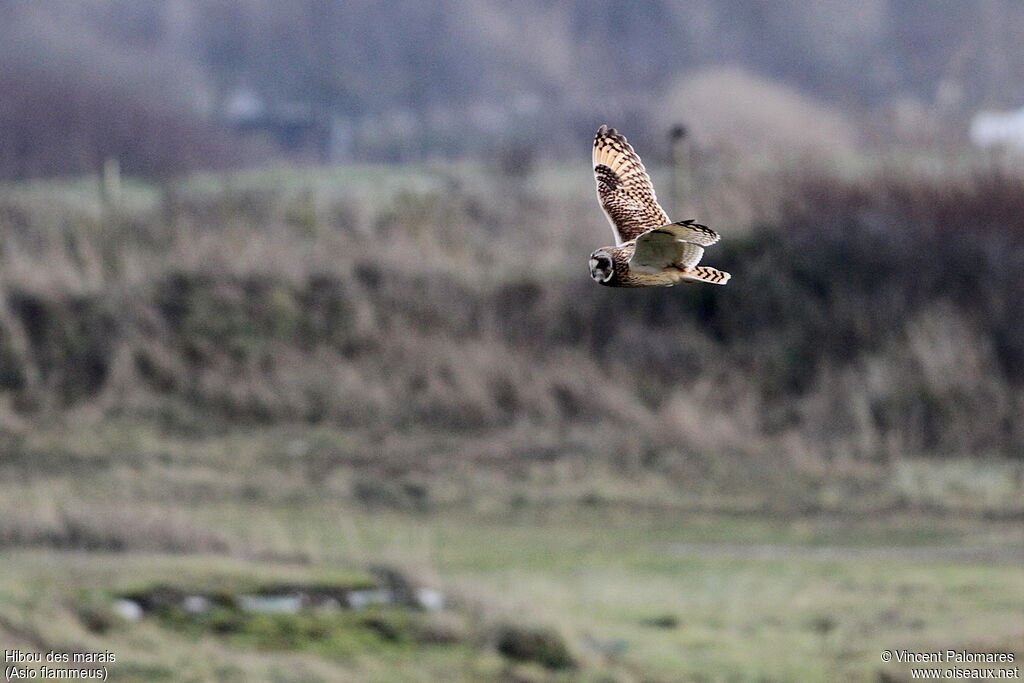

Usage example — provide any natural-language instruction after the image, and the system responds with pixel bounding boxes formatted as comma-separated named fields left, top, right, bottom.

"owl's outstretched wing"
left=593, top=125, right=670, bottom=244
left=631, top=220, right=724, bottom=272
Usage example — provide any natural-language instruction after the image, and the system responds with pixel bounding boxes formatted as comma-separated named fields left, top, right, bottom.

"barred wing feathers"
left=593, top=125, right=670, bottom=244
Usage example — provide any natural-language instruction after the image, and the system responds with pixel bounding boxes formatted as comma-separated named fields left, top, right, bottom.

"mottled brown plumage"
left=589, top=126, right=731, bottom=288
left=593, top=125, right=669, bottom=244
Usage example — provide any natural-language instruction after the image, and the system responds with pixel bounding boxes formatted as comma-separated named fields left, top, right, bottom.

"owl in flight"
left=589, top=125, right=730, bottom=287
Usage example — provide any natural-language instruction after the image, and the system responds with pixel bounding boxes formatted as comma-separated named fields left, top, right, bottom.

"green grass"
left=0, top=451, right=1021, bottom=682
left=1, top=532, right=1021, bottom=681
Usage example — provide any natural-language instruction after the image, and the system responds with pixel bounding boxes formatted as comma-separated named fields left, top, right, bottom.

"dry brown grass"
left=1, top=159, right=1024, bottom=503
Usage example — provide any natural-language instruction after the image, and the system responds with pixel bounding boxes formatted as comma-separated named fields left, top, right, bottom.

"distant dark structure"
left=669, top=122, right=691, bottom=218
left=223, top=88, right=330, bottom=162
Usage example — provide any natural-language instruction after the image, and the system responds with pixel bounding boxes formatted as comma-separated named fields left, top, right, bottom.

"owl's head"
left=589, top=250, right=615, bottom=284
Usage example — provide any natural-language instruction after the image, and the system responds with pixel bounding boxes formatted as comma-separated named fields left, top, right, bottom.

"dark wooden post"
left=669, top=124, right=690, bottom=218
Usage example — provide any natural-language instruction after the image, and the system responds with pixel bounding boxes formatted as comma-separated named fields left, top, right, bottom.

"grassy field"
left=0, top=422, right=1021, bottom=682
left=1, top=510, right=1021, bottom=681
left=2, top=158, right=1024, bottom=681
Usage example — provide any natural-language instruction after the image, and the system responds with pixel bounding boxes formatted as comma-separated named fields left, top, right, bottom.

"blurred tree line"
left=3, top=0, right=1024, bottom=178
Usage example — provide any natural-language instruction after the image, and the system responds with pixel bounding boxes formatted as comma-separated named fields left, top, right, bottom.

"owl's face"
left=589, top=250, right=615, bottom=284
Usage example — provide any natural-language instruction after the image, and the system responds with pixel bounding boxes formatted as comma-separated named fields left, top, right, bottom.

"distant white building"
left=969, top=107, right=1024, bottom=151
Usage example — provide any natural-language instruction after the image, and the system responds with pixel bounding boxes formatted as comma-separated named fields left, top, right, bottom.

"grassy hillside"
left=3, top=158, right=1024, bottom=472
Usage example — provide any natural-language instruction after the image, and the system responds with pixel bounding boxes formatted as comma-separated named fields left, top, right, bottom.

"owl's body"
left=589, top=222, right=732, bottom=287
left=589, top=125, right=731, bottom=288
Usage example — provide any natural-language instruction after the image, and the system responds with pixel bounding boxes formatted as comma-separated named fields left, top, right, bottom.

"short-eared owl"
left=590, top=125, right=730, bottom=287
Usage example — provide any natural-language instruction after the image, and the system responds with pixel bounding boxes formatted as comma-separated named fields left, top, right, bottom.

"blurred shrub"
left=6, top=289, right=116, bottom=405
left=353, top=477, right=430, bottom=512
left=494, top=623, right=576, bottom=670
left=2, top=162, right=1024, bottom=466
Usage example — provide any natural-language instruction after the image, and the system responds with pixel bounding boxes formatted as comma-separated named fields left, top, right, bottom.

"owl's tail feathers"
left=682, top=265, right=731, bottom=285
